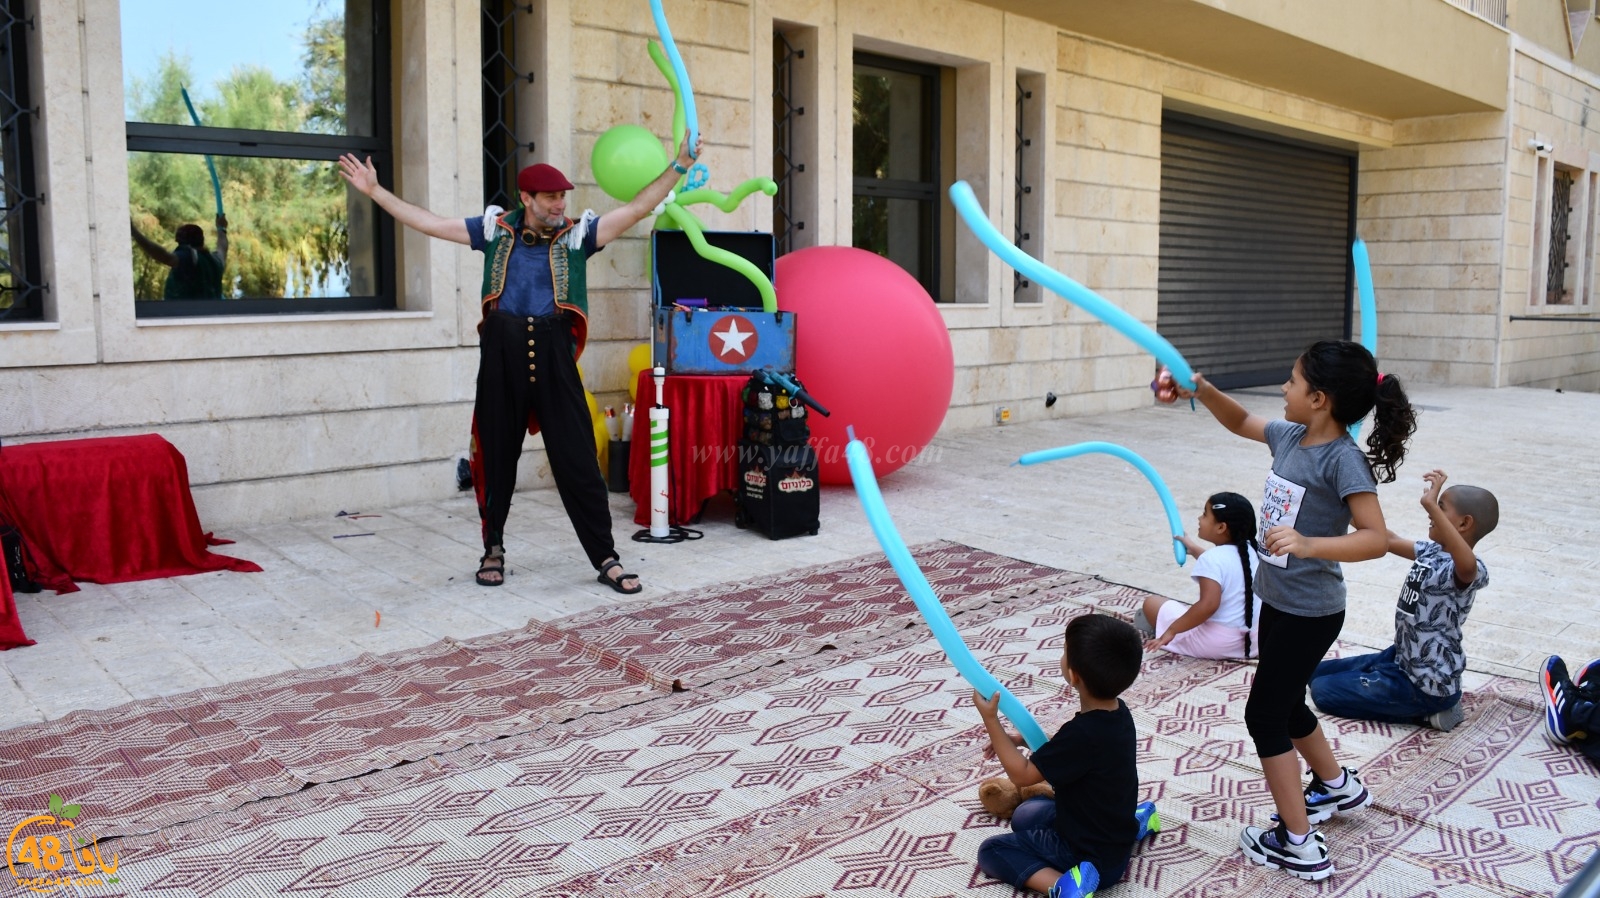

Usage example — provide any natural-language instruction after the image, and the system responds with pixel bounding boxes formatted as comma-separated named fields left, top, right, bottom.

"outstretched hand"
left=337, top=153, right=380, bottom=196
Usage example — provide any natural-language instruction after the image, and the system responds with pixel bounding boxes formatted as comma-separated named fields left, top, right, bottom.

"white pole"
left=649, top=367, right=670, bottom=538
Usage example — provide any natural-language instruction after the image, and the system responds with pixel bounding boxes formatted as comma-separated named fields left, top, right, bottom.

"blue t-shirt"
left=465, top=214, right=603, bottom=316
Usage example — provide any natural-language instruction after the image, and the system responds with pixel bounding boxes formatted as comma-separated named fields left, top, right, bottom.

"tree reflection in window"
left=124, top=1, right=390, bottom=314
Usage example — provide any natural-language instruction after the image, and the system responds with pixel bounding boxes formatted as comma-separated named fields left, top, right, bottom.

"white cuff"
left=651, top=191, right=677, bottom=217
left=481, top=205, right=505, bottom=239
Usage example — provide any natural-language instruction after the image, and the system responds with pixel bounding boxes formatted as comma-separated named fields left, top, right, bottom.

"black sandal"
left=597, top=559, right=642, bottom=595
left=476, top=547, right=505, bottom=587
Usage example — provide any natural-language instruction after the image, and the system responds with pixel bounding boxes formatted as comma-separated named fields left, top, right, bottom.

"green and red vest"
left=478, top=206, right=593, bottom=361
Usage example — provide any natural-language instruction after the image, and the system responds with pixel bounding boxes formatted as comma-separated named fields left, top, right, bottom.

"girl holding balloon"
left=1175, top=340, right=1415, bottom=882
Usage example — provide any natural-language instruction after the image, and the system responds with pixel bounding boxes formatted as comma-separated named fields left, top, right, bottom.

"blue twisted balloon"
left=846, top=427, right=1049, bottom=750
left=1016, top=441, right=1187, bottom=566
left=650, top=0, right=699, bottom=160
left=949, top=181, right=1195, bottom=391
left=1350, top=238, right=1379, bottom=439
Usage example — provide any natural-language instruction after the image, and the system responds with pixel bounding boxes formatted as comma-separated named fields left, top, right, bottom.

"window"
left=852, top=53, right=940, bottom=299
left=773, top=29, right=804, bottom=256
left=0, top=0, right=42, bottom=322
left=122, top=0, right=392, bottom=316
left=482, top=0, right=537, bottom=212
left=1529, top=152, right=1595, bottom=309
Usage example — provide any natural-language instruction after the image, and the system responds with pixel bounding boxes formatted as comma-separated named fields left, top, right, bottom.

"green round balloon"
left=591, top=124, right=670, bottom=201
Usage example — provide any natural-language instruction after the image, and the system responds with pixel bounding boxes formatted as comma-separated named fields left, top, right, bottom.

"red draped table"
left=0, top=436, right=261, bottom=617
left=629, top=372, right=746, bottom=526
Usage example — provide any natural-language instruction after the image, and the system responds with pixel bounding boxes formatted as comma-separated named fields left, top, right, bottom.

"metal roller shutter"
left=1157, top=113, right=1356, bottom=389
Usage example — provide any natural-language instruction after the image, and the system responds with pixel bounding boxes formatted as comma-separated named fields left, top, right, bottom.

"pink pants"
left=1154, top=599, right=1253, bottom=660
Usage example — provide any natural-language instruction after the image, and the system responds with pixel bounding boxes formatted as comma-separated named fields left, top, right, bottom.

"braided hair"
left=1207, top=492, right=1258, bottom=658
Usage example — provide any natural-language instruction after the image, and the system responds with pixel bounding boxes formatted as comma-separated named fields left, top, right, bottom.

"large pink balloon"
left=775, top=246, right=954, bottom=484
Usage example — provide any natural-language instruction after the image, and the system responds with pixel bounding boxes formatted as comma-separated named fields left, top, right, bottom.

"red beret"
left=517, top=163, right=574, bottom=194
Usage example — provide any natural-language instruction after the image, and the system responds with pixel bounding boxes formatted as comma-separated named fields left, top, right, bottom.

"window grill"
left=1014, top=80, right=1031, bottom=296
left=1549, top=167, right=1575, bottom=304
left=772, top=31, right=803, bottom=256
left=0, top=0, right=42, bottom=321
left=482, top=0, right=535, bottom=210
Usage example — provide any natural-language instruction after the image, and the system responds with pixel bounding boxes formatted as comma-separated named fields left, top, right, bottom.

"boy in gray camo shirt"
left=1309, top=470, right=1497, bottom=732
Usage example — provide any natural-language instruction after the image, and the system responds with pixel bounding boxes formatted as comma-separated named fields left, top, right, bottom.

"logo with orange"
left=6, top=794, right=119, bottom=892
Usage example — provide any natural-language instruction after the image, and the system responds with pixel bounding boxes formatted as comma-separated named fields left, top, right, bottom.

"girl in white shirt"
left=1139, top=492, right=1260, bottom=659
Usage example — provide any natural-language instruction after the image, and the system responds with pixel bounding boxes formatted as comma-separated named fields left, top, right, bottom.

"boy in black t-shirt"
left=972, top=613, right=1147, bottom=897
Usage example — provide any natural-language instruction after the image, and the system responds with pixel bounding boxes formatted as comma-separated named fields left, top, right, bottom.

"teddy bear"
left=978, top=777, right=1056, bottom=819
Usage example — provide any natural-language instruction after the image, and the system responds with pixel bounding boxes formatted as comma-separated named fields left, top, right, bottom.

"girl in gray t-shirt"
left=1177, top=340, right=1417, bottom=882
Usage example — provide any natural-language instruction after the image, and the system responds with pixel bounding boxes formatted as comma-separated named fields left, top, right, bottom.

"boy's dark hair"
left=1065, top=613, right=1143, bottom=700
left=1208, top=491, right=1258, bottom=658
left=1446, top=484, right=1499, bottom=544
left=175, top=223, right=205, bottom=248
left=1298, top=340, right=1417, bottom=483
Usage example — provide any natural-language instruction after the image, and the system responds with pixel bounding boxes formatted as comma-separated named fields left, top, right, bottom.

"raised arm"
left=214, top=214, right=229, bottom=264
left=594, top=135, right=701, bottom=248
left=1177, top=373, right=1269, bottom=444
left=130, top=222, right=176, bottom=267
left=1419, top=469, right=1477, bottom=586
left=338, top=154, right=469, bottom=245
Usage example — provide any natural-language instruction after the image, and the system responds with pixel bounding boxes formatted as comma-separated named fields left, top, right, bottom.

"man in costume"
left=337, top=135, right=698, bottom=592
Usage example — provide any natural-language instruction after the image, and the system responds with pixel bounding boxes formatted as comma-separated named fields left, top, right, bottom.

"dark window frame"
left=0, top=0, right=43, bottom=322
left=851, top=51, right=941, bottom=299
left=127, top=1, right=395, bottom=318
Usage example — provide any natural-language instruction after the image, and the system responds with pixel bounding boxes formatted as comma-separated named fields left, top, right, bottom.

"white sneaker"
left=1303, top=766, right=1372, bottom=824
left=1240, top=821, right=1333, bottom=881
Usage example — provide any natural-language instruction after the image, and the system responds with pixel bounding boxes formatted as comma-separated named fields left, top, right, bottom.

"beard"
left=529, top=209, right=565, bottom=230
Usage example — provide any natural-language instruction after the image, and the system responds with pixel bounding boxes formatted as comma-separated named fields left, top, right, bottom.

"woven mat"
left=4, top=545, right=1590, bottom=896
left=0, top=542, right=1066, bottom=838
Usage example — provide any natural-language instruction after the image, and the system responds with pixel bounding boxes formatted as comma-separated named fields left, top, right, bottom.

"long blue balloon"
left=949, top=181, right=1195, bottom=391
left=846, top=429, right=1050, bottom=750
left=1016, top=441, right=1188, bottom=566
left=1350, top=239, right=1378, bottom=440
left=649, top=0, right=699, bottom=159
left=180, top=86, right=224, bottom=217
left=1352, top=238, right=1377, bottom=357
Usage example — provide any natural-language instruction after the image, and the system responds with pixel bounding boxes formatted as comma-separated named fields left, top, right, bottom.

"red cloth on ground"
left=630, top=372, right=746, bottom=526
left=0, top=548, right=34, bottom=650
left=0, top=435, right=261, bottom=594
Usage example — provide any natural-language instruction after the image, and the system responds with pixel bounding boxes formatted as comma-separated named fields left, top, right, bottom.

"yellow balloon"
left=626, top=342, right=653, bottom=401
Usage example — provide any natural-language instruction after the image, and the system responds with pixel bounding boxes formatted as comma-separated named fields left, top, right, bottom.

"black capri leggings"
left=1244, top=602, right=1346, bottom=758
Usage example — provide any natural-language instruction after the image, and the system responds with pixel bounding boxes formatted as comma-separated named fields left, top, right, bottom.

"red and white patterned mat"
left=0, top=543, right=1588, bottom=896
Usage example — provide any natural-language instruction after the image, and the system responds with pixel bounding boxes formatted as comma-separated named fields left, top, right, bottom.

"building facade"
left=3, top=0, right=1598, bottom=528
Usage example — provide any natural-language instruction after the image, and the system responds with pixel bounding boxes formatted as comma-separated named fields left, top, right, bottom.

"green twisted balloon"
left=645, top=40, right=778, bottom=312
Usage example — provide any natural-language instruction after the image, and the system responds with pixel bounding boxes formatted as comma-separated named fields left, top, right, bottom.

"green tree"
left=126, top=12, right=350, bottom=302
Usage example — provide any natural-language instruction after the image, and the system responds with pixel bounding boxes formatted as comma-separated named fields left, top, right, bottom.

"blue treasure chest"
left=650, top=230, right=795, bottom=375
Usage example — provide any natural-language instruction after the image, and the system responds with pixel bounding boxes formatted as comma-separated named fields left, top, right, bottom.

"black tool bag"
left=735, top=443, right=820, bottom=539
left=740, top=373, right=811, bottom=448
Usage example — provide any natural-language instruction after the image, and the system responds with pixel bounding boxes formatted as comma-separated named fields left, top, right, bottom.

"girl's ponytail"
left=1366, top=373, right=1416, bottom=484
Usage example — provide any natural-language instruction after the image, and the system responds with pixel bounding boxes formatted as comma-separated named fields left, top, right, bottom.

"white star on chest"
left=714, top=320, right=753, bottom=355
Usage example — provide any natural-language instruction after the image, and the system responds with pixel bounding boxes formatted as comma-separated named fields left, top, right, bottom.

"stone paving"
left=2, top=381, right=1595, bottom=731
